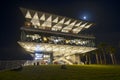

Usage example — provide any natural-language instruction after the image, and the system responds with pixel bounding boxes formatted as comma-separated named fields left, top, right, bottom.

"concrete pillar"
left=75, top=54, right=81, bottom=64
left=72, top=54, right=76, bottom=64
left=50, top=53, right=53, bottom=64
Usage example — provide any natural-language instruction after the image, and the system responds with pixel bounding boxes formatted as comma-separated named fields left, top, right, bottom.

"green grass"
left=0, top=65, right=120, bottom=80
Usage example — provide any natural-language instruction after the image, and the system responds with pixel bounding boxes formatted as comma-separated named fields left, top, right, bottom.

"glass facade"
left=18, top=8, right=96, bottom=65
left=20, top=30, right=95, bottom=47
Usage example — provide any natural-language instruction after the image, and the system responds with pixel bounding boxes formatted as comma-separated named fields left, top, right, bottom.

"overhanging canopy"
left=18, top=42, right=96, bottom=56
left=20, top=8, right=94, bottom=34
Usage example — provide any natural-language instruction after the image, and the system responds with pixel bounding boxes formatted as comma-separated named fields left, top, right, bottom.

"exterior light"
left=18, top=8, right=96, bottom=65
left=25, top=22, right=31, bottom=27
left=43, top=37, right=47, bottom=42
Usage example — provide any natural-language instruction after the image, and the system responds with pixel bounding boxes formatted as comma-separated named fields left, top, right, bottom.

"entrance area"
left=33, top=52, right=53, bottom=65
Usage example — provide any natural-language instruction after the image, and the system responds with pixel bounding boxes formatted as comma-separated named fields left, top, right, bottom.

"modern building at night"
left=18, top=8, right=96, bottom=65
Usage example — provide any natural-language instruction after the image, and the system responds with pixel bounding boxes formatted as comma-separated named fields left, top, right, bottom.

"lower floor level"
left=24, top=52, right=84, bottom=65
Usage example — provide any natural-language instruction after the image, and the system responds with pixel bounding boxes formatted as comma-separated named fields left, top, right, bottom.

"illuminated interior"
left=18, top=42, right=96, bottom=55
left=18, top=8, right=96, bottom=65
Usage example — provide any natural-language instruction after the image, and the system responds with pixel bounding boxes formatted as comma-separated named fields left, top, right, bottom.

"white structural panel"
left=18, top=42, right=96, bottom=56
left=20, top=8, right=93, bottom=34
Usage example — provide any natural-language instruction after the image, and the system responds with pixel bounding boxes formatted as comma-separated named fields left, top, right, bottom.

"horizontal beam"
left=18, top=41, right=96, bottom=56
left=21, top=27, right=95, bottom=39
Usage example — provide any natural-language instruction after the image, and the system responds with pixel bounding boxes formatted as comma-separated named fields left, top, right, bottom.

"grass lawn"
left=0, top=65, right=120, bottom=80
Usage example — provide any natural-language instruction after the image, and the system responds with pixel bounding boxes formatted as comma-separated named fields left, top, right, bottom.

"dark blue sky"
left=0, top=0, right=120, bottom=59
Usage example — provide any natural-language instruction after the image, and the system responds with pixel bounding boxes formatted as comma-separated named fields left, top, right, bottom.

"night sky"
left=0, top=0, right=120, bottom=60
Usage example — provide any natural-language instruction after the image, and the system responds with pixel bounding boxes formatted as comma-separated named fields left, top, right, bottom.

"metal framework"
left=18, top=42, right=96, bottom=56
left=18, top=8, right=96, bottom=65
left=20, top=8, right=93, bottom=34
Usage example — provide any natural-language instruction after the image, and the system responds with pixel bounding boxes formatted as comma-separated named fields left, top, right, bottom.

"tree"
left=99, top=53, right=103, bottom=64
left=92, top=49, right=99, bottom=64
left=84, top=53, right=88, bottom=64
left=107, top=46, right=116, bottom=64
left=98, top=43, right=107, bottom=64
left=84, top=52, right=91, bottom=64
left=88, top=53, right=91, bottom=64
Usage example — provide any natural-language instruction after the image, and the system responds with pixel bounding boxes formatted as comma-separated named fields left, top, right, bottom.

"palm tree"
left=85, top=53, right=88, bottom=64
left=93, top=49, right=99, bottom=64
left=84, top=52, right=92, bottom=64
left=88, top=53, right=91, bottom=64
left=99, top=53, right=103, bottom=64
left=98, top=43, right=107, bottom=64
left=107, top=46, right=116, bottom=64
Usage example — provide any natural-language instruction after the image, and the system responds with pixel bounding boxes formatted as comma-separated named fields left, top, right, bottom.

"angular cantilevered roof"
left=20, top=8, right=94, bottom=34
left=18, top=42, right=96, bottom=57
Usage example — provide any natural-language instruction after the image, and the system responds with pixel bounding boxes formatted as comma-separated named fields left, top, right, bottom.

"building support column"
left=50, top=53, right=53, bottom=64
left=75, top=54, right=81, bottom=64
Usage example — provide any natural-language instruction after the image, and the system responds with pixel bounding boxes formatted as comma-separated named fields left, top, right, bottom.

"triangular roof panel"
left=33, top=12, right=39, bottom=19
left=53, top=17, right=59, bottom=23
left=25, top=10, right=32, bottom=18
left=64, top=19, right=71, bottom=25
left=40, top=14, right=45, bottom=21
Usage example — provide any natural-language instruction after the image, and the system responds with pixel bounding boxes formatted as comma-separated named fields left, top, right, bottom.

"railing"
left=0, top=60, right=27, bottom=71
left=0, top=60, right=50, bottom=71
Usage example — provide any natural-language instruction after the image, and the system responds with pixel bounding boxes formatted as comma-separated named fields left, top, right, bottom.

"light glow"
left=19, top=8, right=96, bottom=65
left=83, top=16, right=87, bottom=20
left=40, top=14, right=45, bottom=20
left=25, top=10, right=32, bottom=18
left=21, top=8, right=94, bottom=34
left=53, top=17, right=58, bottom=23
left=18, top=42, right=96, bottom=56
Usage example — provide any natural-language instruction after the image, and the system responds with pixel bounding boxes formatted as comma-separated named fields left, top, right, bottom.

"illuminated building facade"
left=18, top=8, right=96, bottom=65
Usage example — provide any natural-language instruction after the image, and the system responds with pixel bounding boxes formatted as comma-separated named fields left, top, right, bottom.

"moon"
left=83, top=16, right=87, bottom=20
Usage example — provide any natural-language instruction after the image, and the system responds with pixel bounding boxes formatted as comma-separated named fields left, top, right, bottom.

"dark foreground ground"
left=0, top=65, right=120, bottom=80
